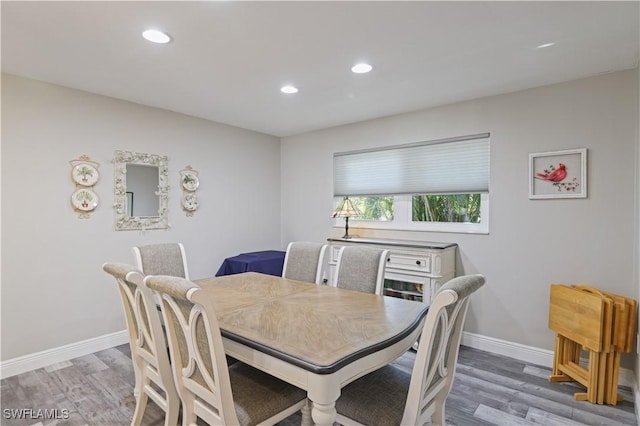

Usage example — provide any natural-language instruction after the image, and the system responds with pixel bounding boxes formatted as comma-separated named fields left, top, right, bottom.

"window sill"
left=333, top=222, right=489, bottom=235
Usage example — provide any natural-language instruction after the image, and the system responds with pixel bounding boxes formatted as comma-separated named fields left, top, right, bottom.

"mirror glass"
left=126, top=164, right=159, bottom=217
left=114, top=150, right=169, bottom=231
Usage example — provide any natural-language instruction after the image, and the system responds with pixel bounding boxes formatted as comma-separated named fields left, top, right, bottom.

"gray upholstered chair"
left=334, top=274, right=486, bottom=426
left=282, top=241, right=328, bottom=284
left=102, top=263, right=179, bottom=426
left=131, top=243, right=190, bottom=279
left=333, top=246, right=390, bottom=294
left=144, top=274, right=308, bottom=426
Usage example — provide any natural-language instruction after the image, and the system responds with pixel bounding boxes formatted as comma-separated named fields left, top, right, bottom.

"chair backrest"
left=401, top=274, right=485, bottom=426
left=144, top=274, right=239, bottom=425
left=333, top=246, right=389, bottom=294
left=131, top=243, right=190, bottom=279
left=102, top=263, right=179, bottom=424
left=282, top=242, right=328, bottom=284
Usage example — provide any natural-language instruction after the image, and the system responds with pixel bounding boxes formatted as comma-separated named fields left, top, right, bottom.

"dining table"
left=195, top=272, right=429, bottom=426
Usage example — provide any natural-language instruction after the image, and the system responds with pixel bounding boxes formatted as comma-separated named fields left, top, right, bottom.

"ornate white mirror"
left=114, top=150, right=169, bottom=231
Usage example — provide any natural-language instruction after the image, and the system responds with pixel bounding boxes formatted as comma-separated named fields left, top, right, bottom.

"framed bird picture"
left=529, top=148, right=587, bottom=199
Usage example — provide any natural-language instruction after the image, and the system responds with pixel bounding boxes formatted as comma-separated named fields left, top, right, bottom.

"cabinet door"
left=383, top=274, right=431, bottom=304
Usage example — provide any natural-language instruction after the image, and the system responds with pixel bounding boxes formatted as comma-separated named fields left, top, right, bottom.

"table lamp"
left=332, top=196, right=362, bottom=239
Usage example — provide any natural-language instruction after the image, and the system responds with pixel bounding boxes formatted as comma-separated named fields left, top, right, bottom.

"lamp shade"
left=332, top=196, right=362, bottom=218
left=332, top=197, right=361, bottom=239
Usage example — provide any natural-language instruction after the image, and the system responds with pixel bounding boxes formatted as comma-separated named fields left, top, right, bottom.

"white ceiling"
left=2, top=1, right=638, bottom=137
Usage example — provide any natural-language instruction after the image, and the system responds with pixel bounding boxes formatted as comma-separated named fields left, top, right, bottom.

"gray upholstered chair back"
left=282, top=242, right=328, bottom=284
left=333, top=246, right=389, bottom=294
left=102, top=263, right=179, bottom=426
left=131, top=243, right=189, bottom=279
left=335, top=274, right=485, bottom=426
left=144, top=274, right=307, bottom=425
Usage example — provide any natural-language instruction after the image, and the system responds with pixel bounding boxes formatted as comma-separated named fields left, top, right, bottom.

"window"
left=349, top=196, right=394, bottom=221
left=334, top=134, right=490, bottom=234
left=412, top=194, right=480, bottom=223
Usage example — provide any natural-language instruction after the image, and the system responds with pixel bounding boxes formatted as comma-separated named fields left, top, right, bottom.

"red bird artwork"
left=535, top=163, right=567, bottom=182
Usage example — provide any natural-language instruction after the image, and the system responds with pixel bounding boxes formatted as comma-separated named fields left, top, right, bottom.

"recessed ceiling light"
left=351, top=63, right=373, bottom=74
left=536, top=42, right=556, bottom=49
left=280, top=85, right=299, bottom=94
left=142, top=29, right=171, bottom=44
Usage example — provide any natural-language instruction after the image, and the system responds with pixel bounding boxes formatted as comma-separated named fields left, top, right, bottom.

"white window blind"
left=333, top=133, right=490, bottom=196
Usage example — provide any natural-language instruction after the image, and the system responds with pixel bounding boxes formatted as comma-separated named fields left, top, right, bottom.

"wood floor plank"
left=85, top=369, right=136, bottom=413
left=473, top=404, right=537, bottom=426
left=69, top=353, right=110, bottom=375
left=92, top=347, right=137, bottom=382
left=522, top=364, right=554, bottom=380
left=525, top=406, right=593, bottom=426
left=454, top=379, right=531, bottom=418
left=445, top=411, right=496, bottom=426
left=44, top=360, right=73, bottom=373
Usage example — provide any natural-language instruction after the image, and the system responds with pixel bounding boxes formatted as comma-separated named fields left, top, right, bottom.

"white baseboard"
left=461, top=331, right=636, bottom=389
left=0, top=330, right=129, bottom=379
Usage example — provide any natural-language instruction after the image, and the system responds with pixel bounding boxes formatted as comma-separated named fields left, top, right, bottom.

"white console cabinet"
left=327, top=237, right=457, bottom=305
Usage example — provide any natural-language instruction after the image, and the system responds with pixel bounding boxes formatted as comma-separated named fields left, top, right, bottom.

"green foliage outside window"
left=412, top=194, right=481, bottom=223
left=350, top=196, right=394, bottom=221
left=344, top=194, right=481, bottom=223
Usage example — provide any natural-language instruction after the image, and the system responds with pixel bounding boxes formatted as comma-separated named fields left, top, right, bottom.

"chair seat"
left=336, top=364, right=410, bottom=425
left=230, top=361, right=307, bottom=426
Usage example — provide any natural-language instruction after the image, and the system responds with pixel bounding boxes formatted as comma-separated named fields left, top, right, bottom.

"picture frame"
left=529, top=148, right=587, bottom=199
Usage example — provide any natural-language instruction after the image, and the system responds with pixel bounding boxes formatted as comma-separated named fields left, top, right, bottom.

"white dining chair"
left=144, top=274, right=309, bottom=426
left=102, top=263, right=180, bottom=426
left=334, top=274, right=486, bottom=426
left=131, top=242, right=190, bottom=279
left=333, top=246, right=390, bottom=294
left=282, top=241, right=328, bottom=284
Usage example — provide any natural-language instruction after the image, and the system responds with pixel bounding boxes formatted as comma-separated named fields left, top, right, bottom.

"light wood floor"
left=1, top=344, right=636, bottom=425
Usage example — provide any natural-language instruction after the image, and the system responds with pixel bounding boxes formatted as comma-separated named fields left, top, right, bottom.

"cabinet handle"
left=416, top=260, right=421, bottom=265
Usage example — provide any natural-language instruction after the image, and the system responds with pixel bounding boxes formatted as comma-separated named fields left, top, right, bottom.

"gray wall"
left=1, top=74, right=282, bottom=360
left=2, top=69, right=638, bottom=369
left=281, top=69, right=639, bottom=353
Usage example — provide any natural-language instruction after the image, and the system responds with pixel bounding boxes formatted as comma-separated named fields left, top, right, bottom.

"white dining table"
left=195, top=272, right=429, bottom=426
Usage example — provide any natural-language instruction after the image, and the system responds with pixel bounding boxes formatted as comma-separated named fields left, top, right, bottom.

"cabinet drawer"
left=387, top=253, right=431, bottom=273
